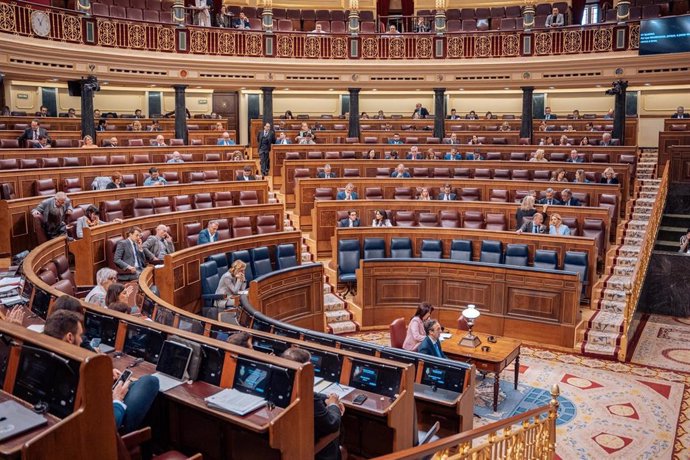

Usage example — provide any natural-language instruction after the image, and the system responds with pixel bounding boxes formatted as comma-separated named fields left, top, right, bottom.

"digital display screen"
left=305, top=348, right=342, bottom=381
left=141, top=296, right=156, bottom=318
left=272, top=325, right=301, bottom=339
left=640, top=16, right=690, bottom=55
left=123, top=324, right=164, bottom=364
left=252, top=337, right=288, bottom=355
left=350, top=363, right=379, bottom=390
left=349, top=360, right=401, bottom=398
left=155, top=341, right=192, bottom=380
left=178, top=317, right=205, bottom=335
left=420, top=363, right=465, bottom=393
left=339, top=342, right=377, bottom=356
left=31, top=288, right=52, bottom=320
left=198, top=344, right=223, bottom=386
left=251, top=317, right=272, bottom=332
left=233, top=358, right=270, bottom=396
left=84, top=311, right=118, bottom=346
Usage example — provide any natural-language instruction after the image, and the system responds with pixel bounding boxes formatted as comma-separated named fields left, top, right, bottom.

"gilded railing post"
left=76, top=0, right=91, bottom=17
left=434, top=0, right=447, bottom=35
left=547, top=384, right=560, bottom=456
left=261, top=0, right=273, bottom=33
left=523, top=2, right=536, bottom=30
left=348, top=0, right=360, bottom=35
left=172, top=0, right=186, bottom=27
left=616, top=0, right=632, bottom=23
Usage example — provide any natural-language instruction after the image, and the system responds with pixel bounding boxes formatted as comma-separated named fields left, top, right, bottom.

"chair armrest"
left=315, top=430, right=340, bottom=455
left=121, top=426, right=152, bottom=451
left=201, top=293, right=225, bottom=301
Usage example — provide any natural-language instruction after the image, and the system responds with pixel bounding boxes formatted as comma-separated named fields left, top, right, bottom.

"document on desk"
left=314, top=380, right=355, bottom=398
left=440, top=333, right=452, bottom=341
left=205, top=388, right=266, bottom=416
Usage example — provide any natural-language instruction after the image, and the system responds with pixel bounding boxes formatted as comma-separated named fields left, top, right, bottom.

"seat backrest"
left=460, top=188, right=480, bottom=201
left=256, top=215, right=278, bottom=234
left=439, top=210, right=460, bottom=228
left=412, top=167, right=429, bottom=178
left=62, top=178, right=82, bottom=193
left=582, top=218, right=605, bottom=254
left=563, top=251, right=588, bottom=284
left=105, top=236, right=123, bottom=271
left=365, top=187, right=383, bottom=200
left=489, top=189, right=509, bottom=202
left=0, top=183, right=16, bottom=200
left=172, top=195, right=192, bottom=211
left=394, top=210, right=417, bottom=227
left=193, top=193, right=214, bottom=209
left=389, top=317, right=407, bottom=349
left=314, top=187, right=334, bottom=200
left=34, top=179, right=57, bottom=196
left=276, top=244, right=298, bottom=270
left=450, top=239, right=472, bottom=261
left=42, top=158, right=60, bottom=168
left=213, top=191, right=233, bottom=208
left=462, top=210, right=484, bottom=229
left=239, top=190, right=259, bottom=205
left=251, top=246, right=273, bottom=278
left=20, top=159, right=39, bottom=169
left=561, top=216, right=578, bottom=236
left=100, top=200, right=124, bottom=222
left=338, top=239, right=361, bottom=276
left=0, top=159, right=18, bottom=170
left=479, top=240, right=502, bottom=264
left=394, top=187, right=413, bottom=200
left=229, top=250, right=254, bottom=282
left=53, top=254, right=73, bottom=284
left=200, top=261, right=220, bottom=297
left=132, top=198, right=154, bottom=217
left=376, top=168, right=391, bottom=178
left=534, top=249, right=558, bottom=270
left=390, top=238, right=412, bottom=258
left=188, top=172, right=205, bottom=183
left=418, top=212, right=439, bottom=228
left=343, top=168, right=360, bottom=178
left=363, top=238, right=386, bottom=259
left=232, top=216, right=253, bottom=238
left=420, top=239, right=442, bottom=259
left=183, top=222, right=202, bottom=247
left=485, top=213, right=507, bottom=231
left=150, top=197, right=171, bottom=214
left=161, top=171, right=179, bottom=184
left=504, top=244, right=529, bottom=266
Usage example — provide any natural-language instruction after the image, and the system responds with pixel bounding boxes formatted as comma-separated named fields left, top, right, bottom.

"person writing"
left=402, top=302, right=434, bottom=351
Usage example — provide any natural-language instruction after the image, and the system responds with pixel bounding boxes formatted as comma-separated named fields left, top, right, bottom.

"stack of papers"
left=313, top=380, right=355, bottom=398
left=205, top=388, right=266, bottom=415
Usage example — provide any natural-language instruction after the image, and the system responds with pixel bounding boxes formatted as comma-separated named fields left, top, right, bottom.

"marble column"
left=80, top=76, right=98, bottom=140
left=348, top=88, right=361, bottom=139
left=520, top=86, right=534, bottom=142
left=261, top=86, right=274, bottom=127
left=433, top=88, right=445, bottom=140
left=173, top=84, right=188, bottom=144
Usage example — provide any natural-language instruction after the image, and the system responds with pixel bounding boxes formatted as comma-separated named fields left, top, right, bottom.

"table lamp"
left=459, top=304, right=481, bottom=347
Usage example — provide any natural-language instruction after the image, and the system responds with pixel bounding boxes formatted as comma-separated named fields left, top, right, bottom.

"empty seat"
left=510, top=152, right=527, bottom=161
left=62, top=178, right=82, bottom=193
left=0, top=159, right=18, bottom=170
left=365, top=187, right=383, bottom=200
left=433, top=167, right=451, bottom=177
left=314, top=187, right=334, bottom=201
left=462, top=211, right=484, bottom=229
left=35, top=179, right=57, bottom=196
left=126, top=7, right=143, bottom=19
left=199, top=260, right=222, bottom=317
left=215, top=218, right=231, bottom=241
left=172, top=195, right=192, bottom=211
left=440, top=210, right=460, bottom=228
left=276, top=244, right=298, bottom=270
left=183, top=222, right=202, bottom=246
left=479, top=240, right=503, bottom=264
left=460, top=188, right=480, bottom=201
left=485, top=213, right=507, bottom=231
left=412, top=167, right=429, bottom=178
left=213, top=191, right=233, bottom=208
left=390, top=238, right=412, bottom=258
left=534, top=249, right=558, bottom=270
left=582, top=218, right=605, bottom=256
left=563, top=251, right=588, bottom=295
left=363, top=238, right=386, bottom=259
left=420, top=240, right=442, bottom=259
left=394, top=187, right=413, bottom=200
left=203, top=171, right=219, bottom=182
left=453, top=168, right=471, bottom=178
left=204, top=153, right=221, bottom=162
left=490, top=189, right=509, bottom=202
left=251, top=246, right=273, bottom=278
left=343, top=168, right=360, bottom=178
left=504, top=244, right=529, bottom=266
left=143, top=9, right=159, bottom=22
left=100, top=200, right=124, bottom=221
left=418, top=213, right=439, bottom=227
left=188, top=172, right=205, bottom=183
left=592, top=153, right=610, bottom=163
left=512, top=169, right=530, bottom=180
left=152, top=197, right=171, bottom=214
left=193, top=193, right=213, bottom=209
left=133, top=198, right=155, bottom=217
left=256, top=215, right=278, bottom=234
left=207, top=254, right=229, bottom=277
left=163, top=171, right=179, bottom=184
left=20, top=159, right=39, bottom=169
left=376, top=168, right=391, bottom=178
left=562, top=216, right=579, bottom=236
left=239, top=190, right=259, bottom=205
left=394, top=211, right=417, bottom=227
left=338, top=239, right=360, bottom=296
left=450, top=239, right=472, bottom=261
left=232, top=216, right=253, bottom=237
left=0, top=140, right=20, bottom=148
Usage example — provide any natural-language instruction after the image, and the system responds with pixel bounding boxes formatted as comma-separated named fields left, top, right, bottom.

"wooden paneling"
left=0, top=116, right=223, bottom=131
left=213, top=92, right=239, bottom=134
left=667, top=146, right=690, bottom=184
left=356, top=259, right=581, bottom=348
left=659, top=131, right=690, bottom=166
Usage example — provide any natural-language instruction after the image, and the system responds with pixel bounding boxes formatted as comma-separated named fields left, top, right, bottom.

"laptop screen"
left=233, top=358, right=270, bottom=397
left=155, top=341, right=192, bottom=380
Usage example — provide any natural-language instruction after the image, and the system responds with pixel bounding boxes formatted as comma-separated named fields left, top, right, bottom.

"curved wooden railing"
left=0, top=0, right=639, bottom=60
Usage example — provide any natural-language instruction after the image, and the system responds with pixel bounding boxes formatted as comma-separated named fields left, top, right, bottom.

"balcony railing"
left=0, top=1, right=640, bottom=60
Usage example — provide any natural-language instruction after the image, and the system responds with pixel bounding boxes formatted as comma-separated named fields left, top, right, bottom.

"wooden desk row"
left=334, top=227, right=598, bottom=304
left=355, top=256, right=582, bottom=348
left=666, top=145, right=690, bottom=184
left=70, top=202, right=285, bottom=286
left=0, top=130, right=237, bottom=147
left=0, top=160, right=256, bottom=199
left=312, top=200, right=612, bottom=258
left=0, top=116, right=224, bottom=132
left=659, top=130, right=690, bottom=166
left=294, top=178, right=623, bottom=231
left=269, top=143, right=638, bottom=188
left=0, top=180, right=267, bottom=257
left=282, top=158, right=632, bottom=204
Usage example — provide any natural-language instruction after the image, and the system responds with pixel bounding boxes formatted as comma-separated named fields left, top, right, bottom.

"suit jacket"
left=412, top=108, right=429, bottom=118
left=538, top=197, right=564, bottom=206
left=567, top=157, right=584, bottom=163
left=217, top=139, right=236, bottom=146
left=197, top=229, right=219, bottom=245
left=339, top=218, right=360, bottom=228
left=142, top=235, right=175, bottom=262
left=336, top=191, right=358, bottom=200
left=444, top=139, right=460, bottom=144
left=544, top=113, right=557, bottom=120
left=417, top=336, right=446, bottom=359
left=275, top=139, right=291, bottom=144
left=318, top=172, right=338, bottom=178
left=406, top=153, right=423, bottom=160
left=18, top=127, right=48, bottom=143
left=388, top=139, right=404, bottom=145
left=437, top=193, right=457, bottom=201
left=113, top=238, right=147, bottom=280
left=519, top=221, right=547, bottom=234
left=562, top=198, right=581, bottom=206
left=257, top=130, right=276, bottom=152
left=545, top=13, right=564, bottom=27
left=600, top=177, right=619, bottom=184
left=238, top=175, right=256, bottom=181
left=447, top=115, right=461, bottom=120
left=671, top=113, right=690, bottom=119
left=314, top=394, right=341, bottom=460
left=391, top=171, right=411, bottom=178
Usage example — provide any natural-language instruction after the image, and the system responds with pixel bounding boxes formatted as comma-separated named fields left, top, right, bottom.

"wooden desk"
left=95, top=130, right=237, bottom=146
left=442, top=331, right=521, bottom=412
left=0, top=391, right=59, bottom=459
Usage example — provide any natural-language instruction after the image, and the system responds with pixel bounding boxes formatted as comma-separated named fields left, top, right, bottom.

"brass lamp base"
left=459, top=334, right=481, bottom=348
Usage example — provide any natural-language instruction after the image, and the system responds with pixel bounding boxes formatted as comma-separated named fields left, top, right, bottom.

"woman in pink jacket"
left=402, top=303, right=435, bottom=351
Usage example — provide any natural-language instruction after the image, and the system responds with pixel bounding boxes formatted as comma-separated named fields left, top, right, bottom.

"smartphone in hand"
left=113, top=369, right=133, bottom=389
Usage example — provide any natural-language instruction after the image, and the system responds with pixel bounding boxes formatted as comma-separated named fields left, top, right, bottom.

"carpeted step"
left=601, top=288, right=627, bottom=302
left=581, top=341, right=619, bottom=359
left=323, top=292, right=345, bottom=311
left=329, top=320, right=358, bottom=335
left=596, top=299, right=627, bottom=314
left=301, top=251, right=312, bottom=262
left=611, top=265, right=634, bottom=277
left=604, top=275, right=632, bottom=291
left=323, top=283, right=333, bottom=295
left=613, top=256, right=638, bottom=266
left=325, top=309, right=352, bottom=324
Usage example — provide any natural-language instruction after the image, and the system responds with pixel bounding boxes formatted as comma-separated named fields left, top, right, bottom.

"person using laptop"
left=43, top=310, right=159, bottom=434
left=281, top=347, right=344, bottom=460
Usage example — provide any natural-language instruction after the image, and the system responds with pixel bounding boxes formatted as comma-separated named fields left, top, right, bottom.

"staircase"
left=581, top=150, right=660, bottom=359
left=655, top=214, right=690, bottom=251
left=323, top=280, right=359, bottom=334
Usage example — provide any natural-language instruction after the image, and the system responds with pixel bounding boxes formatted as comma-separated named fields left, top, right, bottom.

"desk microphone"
left=431, top=384, right=438, bottom=393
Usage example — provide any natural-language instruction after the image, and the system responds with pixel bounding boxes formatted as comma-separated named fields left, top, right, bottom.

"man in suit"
left=388, top=133, right=404, bottom=145
left=107, top=136, right=119, bottom=147
left=134, top=109, right=144, bottom=118
left=603, top=108, right=614, bottom=120
left=17, top=119, right=49, bottom=146
left=257, top=122, right=276, bottom=176
left=142, top=224, right=175, bottom=263
left=238, top=165, right=256, bottom=181
left=538, top=188, right=563, bottom=206
left=147, top=120, right=162, bottom=131
left=412, top=103, right=429, bottom=119
left=567, top=149, right=583, bottom=163
left=198, top=221, right=220, bottom=245
left=560, top=189, right=581, bottom=206
left=447, top=108, right=461, bottom=120
left=444, top=133, right=460, bottom=145
left=318, top=164, right=337, bottom=179
left=437, top=184, right=456, bottom=201
left=114, top=226, right=147, bottom=281
left=281, top=347, right=343, bottom=460
left=545, top=7, right=564, bottom=27
left=233, top=11, right=250, bottom=29
left=339, top=210, right=360, bottom=227
left=600, top=132, right=613, bottom=146
left=276, top=132, right=291, bottom=144
left=96, top=119, right=108, bottom=132
left=336, top=183, right=358, bottom=200
left=33, top=135, right=51, bottom=148
left=672, top=106, right=690, bottom=119
left=517, top=212, right=547, bottom=234
left=217, top=131, right=236, bottom=146
left=417, top=319, right=446, bottom=359
left=391, top=163, right=411, bottom=178
left=31, top=192, right=73, bottom=239
left=406, top=146, right=422, bottom=160
left=37, top=105, right=50, bottom=117
left=151, top=134, right=167, bottom=147
left=543, top=107, right=557, bottom=120
left=67, top=108, right=78, bottom=118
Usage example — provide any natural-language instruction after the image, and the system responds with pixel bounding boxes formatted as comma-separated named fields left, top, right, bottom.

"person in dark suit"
left=33, top=135, right=51, bottom=148
left=417, top=319, right=446, bottom=359
left=538, top=188, right=563, bottom=206
left=281, top=347, right=343, bottom=460
left=600, top=132, right=613, bottom=146
left=37, top=105, right=50, bottom=117
left=543, top=107, right=557, bottom=120
left=198, top=221, right=220, bottom=244
left=388, top=133, right=404, bottom=145
left=339, top=210, right=360, bottom=228
left=391, top=164, right=411, bottom=178
left=17, top=119, right=49, bottom=146
left=275, top=132, right=291, bottom=144
left=566, top=149, right=583, bottom=163
left=444, top=133, right=460, bottom=145
left=233, top=11, right=250, bottom=28
left=672, top=106, right=690, bottom=118
left=412, top=103, right=429, bottom=119
left=517, top=212, right=547, bottom=234
left=336, top=183, right=358, bottom=200
left=560, top=189, right=581, bottom=206
left=447, top=108, right=461, bottom=120
left=318, top=164, right=337, bottom=179
left=142, top=224, right=175, bottom=263
left=217, top=131, right=236, bottom=146
left=113, top=226, right=147, bottom=281
left=437, top=184, right=457, bottom=201
left=257, top=122, right=276, bottom=176
left=406, top=146, right=423, bottom=160
left=600, top=167, right=619, bottom=184
left=238, top=165, right=256, bottom=181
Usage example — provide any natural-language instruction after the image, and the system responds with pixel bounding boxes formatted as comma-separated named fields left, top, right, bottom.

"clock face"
left=31, top=11, right=51, bottom=38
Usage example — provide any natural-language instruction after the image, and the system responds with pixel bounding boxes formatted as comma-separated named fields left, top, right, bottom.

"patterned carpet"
left=631, top=314, right=690, bottom=374
left=347, top=330, right=690, bottom=459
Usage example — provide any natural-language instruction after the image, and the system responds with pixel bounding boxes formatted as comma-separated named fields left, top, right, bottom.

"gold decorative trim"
left=447, top=36, right=464, bottom=58
left=362, top=36, right=379, bottom=58
left=474, top=34, right=492, bottom=57
left=97, top=19, right=116, bottom=47
left=388, top=36, right=405, bottom=58
left=304, top=35, right=321, bottom=58
left=563, top=30, right=582, bottom=54
left=157, top=26, right=175, bottom=51
left=0, top=3, right=16, bottom=33
left=416, top=36, right=433, bottom=59
left=128, top=23, right=145, bottom=49
left=593, top=28, right=612, bottom=52
left=331, top=36, right=347, bottom=58
left=535, top=32, right=552, bottom=55
left=276, top=34, right=293, bottom=57
left=502, top=34, right=519, bottom=57
left=629, top=24, right=640, bottom=50
left=245, top=33, right=263, bottom=56
left=190, top=29, right=208, bottom=54
left=61, top=14, right=82, bottom=42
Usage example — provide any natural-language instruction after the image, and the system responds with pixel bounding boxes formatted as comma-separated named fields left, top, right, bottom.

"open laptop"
left=152, top=340, right=193, bottom=392
left=0, top=400, right=48, bottom=441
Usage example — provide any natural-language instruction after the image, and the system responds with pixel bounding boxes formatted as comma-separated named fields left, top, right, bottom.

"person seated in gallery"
left=403, top=302, right=435, bottom=351
left=339, top=210, right=360, bottom=228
